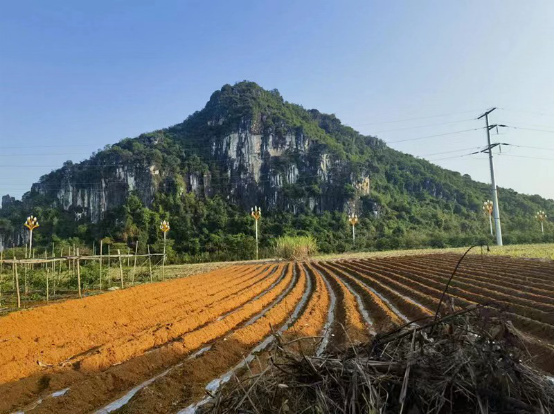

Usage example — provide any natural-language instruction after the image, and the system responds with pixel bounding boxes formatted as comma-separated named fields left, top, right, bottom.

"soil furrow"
left=312, top=261, right=372, bottom=341
left=115, top=263, right=309, bottom=414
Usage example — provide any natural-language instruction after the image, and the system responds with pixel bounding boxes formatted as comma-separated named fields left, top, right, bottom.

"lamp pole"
left=536, top=211, right=547, bottom=234
left=348, top=213, right=359, bottom=244
left=160, top=220, right=170, bottom=280
left=24, top=216, right=39, bottom=258
left=250, top=206, right=261, bottom=260
left=483, top=200, right=494, bottom=236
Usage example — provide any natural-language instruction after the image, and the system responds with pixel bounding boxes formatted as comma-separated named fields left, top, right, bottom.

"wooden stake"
left=147, top=245, right=153, bottom=283
left=132, top=241, right=139, bottom=285
left=99, top=240, right=103, bottom=290
left=46, top=268, right=49, bottom=303
left=76, top=248, right=82, bottom=298
left=0, top=250, right=3, bottom=307
left=55, top=247, right=62, bottom=298
left=24, top=259, right=28, bottom=296
left=71, top=245, right=75, bottom=281
left=127, top=248, right=130, bottom=267
left=0, top=252, right=3, bottom=308
left=117, top=249, right=124, bottom=289
left=14, top=257, right=20, bottom=308
left=52, top=243, right=55, bottom=274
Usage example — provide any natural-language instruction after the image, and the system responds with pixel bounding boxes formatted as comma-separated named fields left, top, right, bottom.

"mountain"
left=1, top=81, right=552, bottom=258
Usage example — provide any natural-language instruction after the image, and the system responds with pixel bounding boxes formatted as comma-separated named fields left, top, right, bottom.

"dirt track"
left=0, top=254, right=552, bottom=413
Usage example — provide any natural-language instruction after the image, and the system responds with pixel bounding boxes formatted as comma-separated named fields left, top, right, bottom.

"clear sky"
left=1, top=0, right=553, bottom=200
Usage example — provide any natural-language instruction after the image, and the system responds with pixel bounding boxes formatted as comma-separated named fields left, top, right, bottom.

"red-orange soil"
left=0, top=254, right=552, bottom=414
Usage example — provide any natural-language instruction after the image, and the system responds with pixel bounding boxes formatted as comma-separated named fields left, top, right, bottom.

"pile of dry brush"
left=205, top=305, right=554, bottom=413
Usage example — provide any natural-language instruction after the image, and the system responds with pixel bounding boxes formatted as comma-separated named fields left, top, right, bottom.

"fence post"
left=0, top=251, right=3, bottom=307
left=76, top=248, right=82, bottom=298
left=14, top=257, right=21, bottom=308
left=117, top=250, right=124, bottom=289
left=71, top=245, right=75, bottom=282
left=99, top=240, right=103, bottom=290
left=0, top=252, right=3, bottom=308
left=147, top=245, right=153, bottom=283
left=107, top=245, right=111, bottom=285
left=46, top=268, right=49, bottom=303
left=132, top=241, right=139, bottom=285
left=52, top=243, right=55, bottom=275
left=24, top=260, right=28, bottom=296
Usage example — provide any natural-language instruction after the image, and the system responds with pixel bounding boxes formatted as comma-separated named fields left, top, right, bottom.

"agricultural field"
left=0, top=253, right=553, bottom=413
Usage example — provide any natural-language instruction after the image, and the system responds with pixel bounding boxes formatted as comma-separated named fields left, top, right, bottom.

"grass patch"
left=274, top=236, right=317, bottom=261
left=315, top=243, right=554, bottom=262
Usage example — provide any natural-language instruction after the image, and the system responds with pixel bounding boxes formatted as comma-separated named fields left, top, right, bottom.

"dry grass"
left=205, top=305, right=554, bottom=414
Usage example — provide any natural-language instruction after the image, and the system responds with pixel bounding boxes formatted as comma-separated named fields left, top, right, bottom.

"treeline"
left=2, top=190, right=551, bottom=264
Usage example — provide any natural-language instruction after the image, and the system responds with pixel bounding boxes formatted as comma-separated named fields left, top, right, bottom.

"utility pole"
left=477, top=108, right=503, bottom=246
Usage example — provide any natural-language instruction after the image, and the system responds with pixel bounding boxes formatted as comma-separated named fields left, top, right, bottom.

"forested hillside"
left=1, top=81, right=552, bottom=260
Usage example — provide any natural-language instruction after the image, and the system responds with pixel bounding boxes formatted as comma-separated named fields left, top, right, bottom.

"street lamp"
left=483, top=200, right=494, bottom=236
left=250, top=206, right=261, bottom=260
left=24, top=215, right=39, bottom=258
left=536, top=211, right=547, bottom=234
left=348, top=213, right=359, bottom=244
left=160, top=220, right=170, bottom=280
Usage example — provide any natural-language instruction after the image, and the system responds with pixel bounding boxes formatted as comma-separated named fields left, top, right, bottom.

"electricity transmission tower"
left=477, top=108, right=504, bottom=246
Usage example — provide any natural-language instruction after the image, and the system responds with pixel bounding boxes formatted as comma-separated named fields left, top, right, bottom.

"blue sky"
left=1, top=0, right=554, bottom=200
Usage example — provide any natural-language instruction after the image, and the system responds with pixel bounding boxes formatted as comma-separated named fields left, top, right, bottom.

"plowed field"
left=0, top=254, right=553, bottom=413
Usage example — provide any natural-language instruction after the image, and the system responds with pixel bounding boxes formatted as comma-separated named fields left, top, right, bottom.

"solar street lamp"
left=483, top=200, right=494, bottom=236
left=250, top=206, right=261, bottom=260
left=536, top=210, right=547, bottom=234
left=24, top=215, right=39, bottom=258
left=160, top=220, right=170, bottom=279
left=348, top=213, right=359, bottom=244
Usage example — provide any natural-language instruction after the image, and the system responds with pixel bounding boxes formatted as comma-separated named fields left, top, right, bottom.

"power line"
left=498, top=154, right=554, bottom=161
left=504, top=125, right=554, bottom=134
left=372, top=118, right=476, bottom=133
left=503, top=144, right=554, bottom=152
left=419, top=146, right=484, bottom=157
left=501, top=108, right=554, bottom=118
left=386, top=127, right=484, bottom=144
left=350, top=109, right=484, bottom=126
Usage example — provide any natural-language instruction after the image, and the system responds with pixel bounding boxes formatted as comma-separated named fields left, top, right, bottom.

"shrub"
left=274, top=235, right=317, bottom=261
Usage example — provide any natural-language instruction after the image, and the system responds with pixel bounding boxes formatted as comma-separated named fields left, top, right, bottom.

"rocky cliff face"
left=24, top=117, right=369, bottom=224
left=31, top=165, right=159, bottom=223
left=209, top=121, right=369, bottom=214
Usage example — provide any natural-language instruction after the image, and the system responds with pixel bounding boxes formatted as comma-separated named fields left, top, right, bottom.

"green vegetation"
left=1, top=81, right=553, bottom=262
left=315, top=243, right=554, bottom=262
left=274, top=235, right=318, bottom=261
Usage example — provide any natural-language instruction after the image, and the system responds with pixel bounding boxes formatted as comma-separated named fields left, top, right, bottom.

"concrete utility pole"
left=478, top=108, right=503, bottom=246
